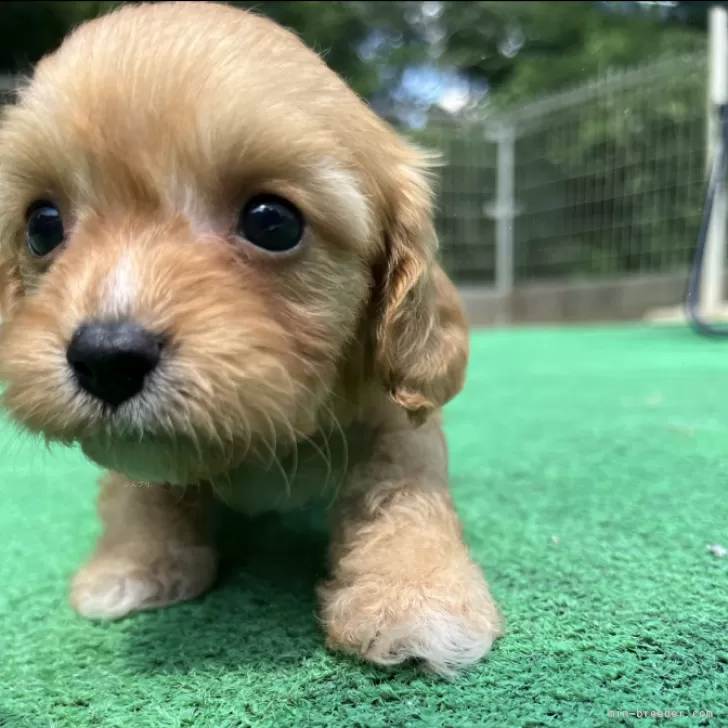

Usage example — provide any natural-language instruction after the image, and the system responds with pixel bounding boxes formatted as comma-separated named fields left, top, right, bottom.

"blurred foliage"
left=0, top=2, right=714, bottom=106
left=0, top=2, right=116, bottom=72
left=437, top=1, right=705, bottom=108
left=230, top=2, right=424, bottom=102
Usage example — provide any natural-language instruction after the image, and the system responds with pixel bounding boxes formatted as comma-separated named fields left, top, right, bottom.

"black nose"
left=67, top=321, right=164, bottom=407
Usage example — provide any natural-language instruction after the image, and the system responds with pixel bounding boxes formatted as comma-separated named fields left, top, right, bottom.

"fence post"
left=486, top=121, right=516, bottom=302
left=702, top=5, right=728, bottom=318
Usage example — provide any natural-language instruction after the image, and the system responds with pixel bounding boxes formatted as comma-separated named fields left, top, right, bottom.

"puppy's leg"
left=71, top=473, right=217, bottom=620
left=319, top=415, right=502, bottom=677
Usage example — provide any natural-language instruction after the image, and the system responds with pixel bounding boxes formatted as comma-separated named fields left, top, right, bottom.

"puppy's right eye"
left=237, top=195, right=304, bottom=253
left=25, top=201, right=65, bottom=257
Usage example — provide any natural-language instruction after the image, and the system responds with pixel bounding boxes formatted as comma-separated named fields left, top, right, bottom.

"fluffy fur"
left=0, top=1, right=501, bottom=676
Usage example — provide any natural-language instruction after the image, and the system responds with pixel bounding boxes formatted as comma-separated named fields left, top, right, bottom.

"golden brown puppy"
left=0, top=1, right=501, bottom=675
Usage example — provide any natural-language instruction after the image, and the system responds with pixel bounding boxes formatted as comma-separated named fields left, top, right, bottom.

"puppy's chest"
left=209, top=426, right=372, bottom=516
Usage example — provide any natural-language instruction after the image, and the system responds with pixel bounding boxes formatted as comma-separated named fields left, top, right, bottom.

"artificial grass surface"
left=1, top=324, right=728, bottom=728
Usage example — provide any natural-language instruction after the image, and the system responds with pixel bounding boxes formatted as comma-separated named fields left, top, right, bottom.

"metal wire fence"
left=413, top=53, right=710, bottom=289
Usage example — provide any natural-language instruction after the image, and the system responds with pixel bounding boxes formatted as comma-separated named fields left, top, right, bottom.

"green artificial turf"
left=1, top=324, right=728, bottom=728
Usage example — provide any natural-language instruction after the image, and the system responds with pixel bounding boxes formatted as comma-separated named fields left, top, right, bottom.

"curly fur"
left=0, top=1, right=501, bottom=676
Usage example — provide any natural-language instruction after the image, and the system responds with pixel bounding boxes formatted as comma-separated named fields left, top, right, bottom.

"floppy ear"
left=373, top=149, right=470, bottom=424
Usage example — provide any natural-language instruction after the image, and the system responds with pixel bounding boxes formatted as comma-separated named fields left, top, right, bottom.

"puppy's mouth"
left=69, top=407, right=249, bottom=489
left=78, top=432, right=238, bottom=486
left=2, top=303, right=310, bottom=485
left=57, top=320, right=248, bottom=484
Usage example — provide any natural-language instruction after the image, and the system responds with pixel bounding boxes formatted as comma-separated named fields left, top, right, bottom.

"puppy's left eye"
left=237, top=195, right=304, bottom=253
left=26, top=201, right=65, bottom=257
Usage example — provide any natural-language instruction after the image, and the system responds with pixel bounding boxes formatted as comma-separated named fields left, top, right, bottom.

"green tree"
left=437, top=2, right=704, bottom=107
left=0, top=2, right=121, bottom=72
left=0, top=2, right=713, bottom=108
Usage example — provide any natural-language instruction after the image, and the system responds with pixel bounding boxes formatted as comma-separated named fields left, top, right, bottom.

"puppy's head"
left=0, top=1, right=468, bottom=484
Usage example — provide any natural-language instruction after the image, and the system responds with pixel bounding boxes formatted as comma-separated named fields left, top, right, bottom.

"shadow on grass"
left=119, top=504, right=333, bottom=676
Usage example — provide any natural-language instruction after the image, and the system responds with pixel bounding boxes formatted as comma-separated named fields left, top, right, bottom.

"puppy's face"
left=0, top=2, right=469, bottom=485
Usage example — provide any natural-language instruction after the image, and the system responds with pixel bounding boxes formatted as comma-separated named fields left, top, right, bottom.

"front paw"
left=318, top=567, right=502, bottom=677
left=70, top=545, right=217, bottom=620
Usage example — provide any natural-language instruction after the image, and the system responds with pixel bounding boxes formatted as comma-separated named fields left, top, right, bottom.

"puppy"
left=0, top=1, right=501, bottom=675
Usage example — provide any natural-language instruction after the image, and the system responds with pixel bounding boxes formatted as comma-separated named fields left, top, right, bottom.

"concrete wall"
left=459, top=269, right=720, bottom=328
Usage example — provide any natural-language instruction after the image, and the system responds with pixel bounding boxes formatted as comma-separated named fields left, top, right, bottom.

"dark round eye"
left=26, top=201, right=65, bottom=257
left=237, top=195, right=304, bottom=253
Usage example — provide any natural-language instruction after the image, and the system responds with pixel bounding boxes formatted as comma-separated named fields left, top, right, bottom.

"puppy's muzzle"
left=66, top=320, right=165, bottom=407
